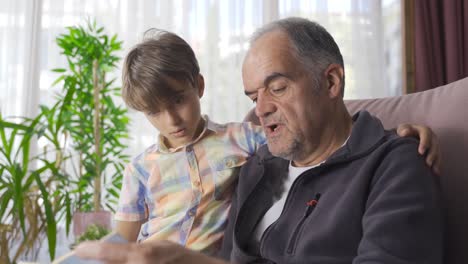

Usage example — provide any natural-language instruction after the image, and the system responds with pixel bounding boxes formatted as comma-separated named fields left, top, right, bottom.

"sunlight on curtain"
left=0, top=0, right=42, bottom=119
left=279, top=0, right=402, bottom=98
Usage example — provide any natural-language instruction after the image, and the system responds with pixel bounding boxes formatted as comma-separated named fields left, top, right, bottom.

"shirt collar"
left=156, top=115, right=218, bottom=153
left=288, top=134, right=350, bottom=170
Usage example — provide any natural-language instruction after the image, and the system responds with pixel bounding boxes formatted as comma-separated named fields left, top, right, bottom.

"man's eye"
left=251, top=98, right=257, bottom=104
left=271, top=86, right=287, bottom=95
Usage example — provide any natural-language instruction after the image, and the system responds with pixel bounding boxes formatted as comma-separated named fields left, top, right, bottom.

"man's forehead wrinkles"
left=264, top=72, right=290, bottom=84
left=244, top=70, right=291, bottom=96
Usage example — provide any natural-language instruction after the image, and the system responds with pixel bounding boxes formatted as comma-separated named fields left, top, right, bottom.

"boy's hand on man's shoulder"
left=396, top=123, right=441, bottom=175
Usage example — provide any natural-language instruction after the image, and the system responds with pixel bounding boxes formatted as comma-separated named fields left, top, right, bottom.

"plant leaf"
left=33, top=165, right=57, bottom=260
left=12, top=164, right=26, bottom=235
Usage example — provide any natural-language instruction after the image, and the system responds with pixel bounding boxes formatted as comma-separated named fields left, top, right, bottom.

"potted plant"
left=0, top=105, right=71, bottom=262
left=0, top=20, right=129, bottom=262
left=70, top=224, right=110, bottom=249
left=52, top=19, right=129, bottom=236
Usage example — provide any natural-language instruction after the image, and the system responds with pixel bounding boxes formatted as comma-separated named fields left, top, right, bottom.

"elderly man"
left=76, top=18, right=443, bottom=264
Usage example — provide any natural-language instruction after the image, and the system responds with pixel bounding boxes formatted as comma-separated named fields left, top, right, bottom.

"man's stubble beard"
left=267, top=135, right=303, bottom=161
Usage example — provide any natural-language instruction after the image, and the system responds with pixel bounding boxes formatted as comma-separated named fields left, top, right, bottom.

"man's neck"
left=293, top=107, right=353, bottom=167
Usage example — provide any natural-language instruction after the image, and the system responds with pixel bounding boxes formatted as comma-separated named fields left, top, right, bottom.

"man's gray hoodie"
left=219, top=111, right=443, bottom=264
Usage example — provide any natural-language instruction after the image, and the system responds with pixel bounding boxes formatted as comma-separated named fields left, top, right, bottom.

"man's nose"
left=255, top=93, right=276, bottom=118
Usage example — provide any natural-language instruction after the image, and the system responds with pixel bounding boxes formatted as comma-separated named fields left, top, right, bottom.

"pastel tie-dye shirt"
left=115, top=116, right=265, bottom=254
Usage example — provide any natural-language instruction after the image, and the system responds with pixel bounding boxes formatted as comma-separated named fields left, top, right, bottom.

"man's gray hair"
left=251, top=17, right=345, bottom=94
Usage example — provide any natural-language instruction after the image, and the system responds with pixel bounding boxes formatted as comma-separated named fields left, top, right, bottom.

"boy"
left=114, top=29, right=438, bottom=256
left=114, top=29, right=266, bottom=255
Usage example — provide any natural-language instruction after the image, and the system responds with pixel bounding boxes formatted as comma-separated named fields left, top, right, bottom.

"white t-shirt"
left=254, top=137, right=349, bottom=241
left=254, top=161, right=321, bottom=241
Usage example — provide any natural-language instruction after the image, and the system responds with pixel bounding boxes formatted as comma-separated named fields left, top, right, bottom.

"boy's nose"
left=164, top=109, right=182, bottom=125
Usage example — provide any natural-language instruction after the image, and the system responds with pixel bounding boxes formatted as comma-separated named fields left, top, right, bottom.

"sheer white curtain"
left=0, top=0, right=42, bottom=119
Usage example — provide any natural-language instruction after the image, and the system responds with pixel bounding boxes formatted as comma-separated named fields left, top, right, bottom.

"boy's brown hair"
left=122, top=29, right=200, bottom=112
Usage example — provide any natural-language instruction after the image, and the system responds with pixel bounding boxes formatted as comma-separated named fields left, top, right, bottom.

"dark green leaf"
left=12, top=164, right=26, bottom=235
left=33, top=165, right=58, bottom=260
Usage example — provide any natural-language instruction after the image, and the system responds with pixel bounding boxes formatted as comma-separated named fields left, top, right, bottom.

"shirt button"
left=188, top=210, right=196, bottom=217
left=193, top=181, right=201, bottom=187
left=225, top=160, right=234, bottom=167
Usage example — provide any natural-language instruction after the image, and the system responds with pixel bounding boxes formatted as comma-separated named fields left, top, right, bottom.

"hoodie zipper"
left=279, top=139, right=387, bottom=255
left=286, top=193, right=321, bottom=254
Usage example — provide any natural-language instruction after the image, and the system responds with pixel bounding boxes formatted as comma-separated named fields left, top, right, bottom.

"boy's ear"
left=197, top=74, right=205, bottom=98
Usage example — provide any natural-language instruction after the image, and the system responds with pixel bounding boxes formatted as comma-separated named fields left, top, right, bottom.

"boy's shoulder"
left=205, top=116, right=262, bottom=134
left=202, top=118, right=265, bottom=153
left=130, top=143, right=159, bottom=163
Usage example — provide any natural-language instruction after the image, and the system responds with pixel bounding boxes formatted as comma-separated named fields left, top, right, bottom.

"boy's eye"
left=147, top=110, right=160, bottom=116
left=174, top=96, right=185, bottom=104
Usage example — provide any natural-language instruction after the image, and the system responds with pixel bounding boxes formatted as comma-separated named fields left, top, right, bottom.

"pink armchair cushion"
left=243, top=77, right=468, bottom=263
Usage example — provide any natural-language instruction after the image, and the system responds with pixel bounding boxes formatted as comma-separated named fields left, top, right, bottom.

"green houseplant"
left=0, top=19, right=130, bottom=262
left=70, top=224, right=110, bottom=249
left=52, top=20, right=130, bottom=238
left=53, top=20, right=129, bottom=216
left=0, top=104, right=71, bottom=262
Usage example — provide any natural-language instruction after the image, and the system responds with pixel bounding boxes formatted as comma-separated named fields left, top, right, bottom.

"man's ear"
left=324, top=64, right=344, bottom=99
left=197, top=74, right=205, bottom=98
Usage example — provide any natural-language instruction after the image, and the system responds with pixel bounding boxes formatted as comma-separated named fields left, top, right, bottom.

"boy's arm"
left=241, top=122, right=266, bottom=155
left=115, top=220, right=145, bottom=242
left=114, top=162, right=148, bottom=241
left=75, top=240, right=228, bottom=264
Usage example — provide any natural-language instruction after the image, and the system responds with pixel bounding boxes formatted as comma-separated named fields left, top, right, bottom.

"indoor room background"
left=0, top=0, right=403, bottom=262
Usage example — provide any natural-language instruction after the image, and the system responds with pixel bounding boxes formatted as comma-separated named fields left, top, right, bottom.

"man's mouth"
left=265, top=123, right=282, bottom=136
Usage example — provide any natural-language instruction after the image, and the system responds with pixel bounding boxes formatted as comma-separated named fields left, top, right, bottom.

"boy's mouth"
left=171, top=128, right=186, bottom=137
